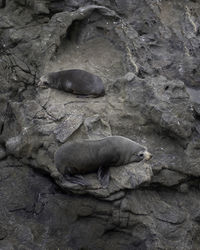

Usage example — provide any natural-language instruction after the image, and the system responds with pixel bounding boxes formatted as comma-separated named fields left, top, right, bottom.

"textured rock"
left=152, top=169, right=187, bottom=187
left=54, top=161, right=153, bottom=199
left=122, top=75, right=194, bottom=139
left=1, top=0, right=200, bottom=249
left=184, top=140, right=200, bottom=176
left=54, top=114, right=83, bottom=142
left=0, top=145, right=6, bottom=159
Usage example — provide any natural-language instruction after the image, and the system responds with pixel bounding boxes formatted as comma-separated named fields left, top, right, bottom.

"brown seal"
left=54, top=136, right=152, bottom=187
left=38, top=69, right=105, bottom=97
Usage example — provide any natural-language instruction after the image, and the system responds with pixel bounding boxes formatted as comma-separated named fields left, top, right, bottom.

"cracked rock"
left=1, top=0, right=200, bottom=249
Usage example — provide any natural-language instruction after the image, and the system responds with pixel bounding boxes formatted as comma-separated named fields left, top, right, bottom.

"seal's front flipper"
left=97, top=166, right=110, bottom=188
left=64, top=174, right=88, bottom=186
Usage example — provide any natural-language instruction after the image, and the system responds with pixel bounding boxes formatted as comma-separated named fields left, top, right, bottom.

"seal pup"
left=54, top=136, right=152, bottom=187
left=38, top=69, right=105, bottom=97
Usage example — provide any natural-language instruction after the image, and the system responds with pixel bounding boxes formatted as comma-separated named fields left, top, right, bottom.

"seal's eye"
left=138, top=152, right=144, bottom=158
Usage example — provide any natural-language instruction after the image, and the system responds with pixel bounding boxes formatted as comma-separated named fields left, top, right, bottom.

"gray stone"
left=54, top=114, right=83, bottom=142
left=0, top=0, right=6, bottom=8
left=184, top=140, right=200, bottom=176
left=0, top=145, right=6, bottom=159
left=110, top=162, right=152, bottom=189
left=152, top=169, right=187, bottom=186
left=83, top=115, right=111, bottom=139
left=55, top=161, right=153, bottom=199
left=179, top=183, right=189, bottom=193
left=1, top=0, right=200, bottom=249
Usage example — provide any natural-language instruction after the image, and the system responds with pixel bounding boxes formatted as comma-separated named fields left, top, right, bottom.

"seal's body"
left=39, top=69, right=105, bottom=97
left=54, top=136, right=152, bottom=187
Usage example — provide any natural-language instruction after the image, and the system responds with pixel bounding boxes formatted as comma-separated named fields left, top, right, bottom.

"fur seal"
left=38, top=69, right=105, bottom=97
left=54, top=136, right=152, bottom=187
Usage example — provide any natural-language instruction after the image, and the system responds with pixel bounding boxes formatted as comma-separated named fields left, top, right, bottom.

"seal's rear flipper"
left=64, top=174, right=88, bottom=186
left=97, top=166, right=110, bottom=188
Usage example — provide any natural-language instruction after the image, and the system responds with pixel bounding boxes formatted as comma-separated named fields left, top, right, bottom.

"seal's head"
left=37, top=74, right=50, bottom=89
left=129, top=146, right=152, bottom=163
left=112, top=136, right=152, bottom=165
left=138, top=148, right=152, bottom=161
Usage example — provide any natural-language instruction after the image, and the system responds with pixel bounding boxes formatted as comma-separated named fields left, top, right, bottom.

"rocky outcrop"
left=1, top=0, right=200, bottom=249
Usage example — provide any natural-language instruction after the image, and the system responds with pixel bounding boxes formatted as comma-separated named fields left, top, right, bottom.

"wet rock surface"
left=1, top=0, right=200, bottom=249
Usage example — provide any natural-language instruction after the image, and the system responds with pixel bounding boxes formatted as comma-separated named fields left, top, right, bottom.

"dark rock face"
left=1, top=0, right=200, bottom=249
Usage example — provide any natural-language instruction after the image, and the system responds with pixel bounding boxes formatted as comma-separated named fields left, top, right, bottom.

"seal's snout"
left=37, top=75, right=49, bottom=89
left=37, top=80, right=42, bottom=87
left=144, top=151, right=152, bottom=161
left=37, top=79, right=48, bottom=89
